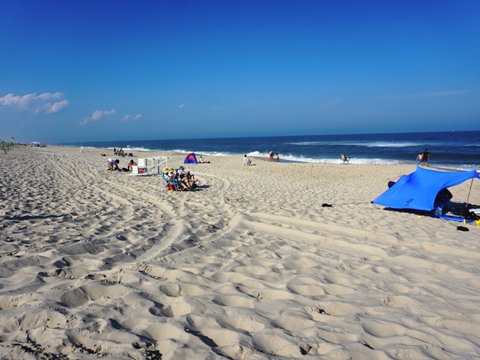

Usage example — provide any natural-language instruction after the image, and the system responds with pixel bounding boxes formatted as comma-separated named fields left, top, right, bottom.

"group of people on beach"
left=268, top=151, right=280, bottom=162
left=416, top=148, right=430, bottom=165
left=113, top=147, right=134, bottom=157
left=162, top=166, right=197, bottom=191
left=107, top=158, right=137, bottom=171
left=243, top=151, right=280, bottom=166
left=106, top=156, right=197, bottom=191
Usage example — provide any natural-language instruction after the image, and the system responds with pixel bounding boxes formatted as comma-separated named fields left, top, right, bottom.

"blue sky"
left=1, top=0, right=479, bottom=143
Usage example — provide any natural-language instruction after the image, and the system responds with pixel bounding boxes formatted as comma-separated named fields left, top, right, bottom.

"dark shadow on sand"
left=2, top=214, right=67, bottom=221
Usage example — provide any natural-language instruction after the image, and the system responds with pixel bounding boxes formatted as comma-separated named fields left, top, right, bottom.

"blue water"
left=69, top=131, right=480, bottom=170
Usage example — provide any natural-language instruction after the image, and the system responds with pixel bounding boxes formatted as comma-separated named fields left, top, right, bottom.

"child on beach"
left=416, top=153, right=423, bottom=164
left=127, top=159, right=137, bottom=171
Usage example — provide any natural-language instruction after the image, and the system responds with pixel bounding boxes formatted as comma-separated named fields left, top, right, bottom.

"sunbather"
left=198, top=156, right=210, bottom=163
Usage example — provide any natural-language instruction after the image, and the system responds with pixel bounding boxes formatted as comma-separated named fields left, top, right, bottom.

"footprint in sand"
left=142, top=322, right=186, bottom=342
left=220, top=314, right=265, bottom=332
left=149, top=299, right=191, bottom=317
left=286, top=282, right=326, bottom=297
left=61, top=282, right=129, bottom=308
left=159, top=283, right=210, bottom=297
left=273, top=310, right=316, bottom=332
left=212, top=295, right=255, bottom=308
left=386, top=282, right=414, bottom=294
left=306, top=301, right=362, bottom=318
left=380, top=295, right=419, bottom=308
left=253, top=333, right=301, bottom=357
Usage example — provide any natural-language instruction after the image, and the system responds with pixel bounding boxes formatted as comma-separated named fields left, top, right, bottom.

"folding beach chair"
left=340, top=153, right=351, bottom=164
left=161, top=169, right=180, bottom=192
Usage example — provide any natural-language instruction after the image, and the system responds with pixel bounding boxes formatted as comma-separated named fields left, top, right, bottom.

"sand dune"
left=0, top=145, right=479, bottom=359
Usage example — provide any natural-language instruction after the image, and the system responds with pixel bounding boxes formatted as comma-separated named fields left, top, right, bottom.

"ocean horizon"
left=66, top=130, right=480, bottom=170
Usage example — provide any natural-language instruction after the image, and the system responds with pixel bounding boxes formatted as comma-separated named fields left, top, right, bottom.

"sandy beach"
left=1, top=145, right=479, bottom=359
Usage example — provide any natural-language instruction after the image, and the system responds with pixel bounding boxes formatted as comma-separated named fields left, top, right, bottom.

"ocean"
left=70, top=131, right=480, bottom=170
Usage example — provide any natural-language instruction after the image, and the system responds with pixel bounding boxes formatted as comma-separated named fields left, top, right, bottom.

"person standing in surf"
left=416, top=152, right=423, bottom=164
left=421, top=148, right=430, bottom=165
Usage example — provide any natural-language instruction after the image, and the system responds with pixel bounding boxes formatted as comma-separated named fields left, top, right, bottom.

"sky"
left=1, top=0, right=480, bottom=143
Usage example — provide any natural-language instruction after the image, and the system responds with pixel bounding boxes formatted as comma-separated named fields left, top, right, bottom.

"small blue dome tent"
left=184, top=153, right=199, bottom=164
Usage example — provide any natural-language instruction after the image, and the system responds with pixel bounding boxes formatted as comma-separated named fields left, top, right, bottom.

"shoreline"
left=1, top=145, right=479, bottom=359
left=47, top=130, right=480, bottom=169
left=53, top=144, right=480, bottom=169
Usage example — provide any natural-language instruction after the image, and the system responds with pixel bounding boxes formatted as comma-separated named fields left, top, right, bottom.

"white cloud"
left=178, top=102, right=188, bottom=110
left=123, top=113, right=142, bottom=121
left=80, top=108, right=116, bottom=126
left=0, top=92, right=69, bottom=114
left=38, top=92, right=63, bottom=100
left=45, top=99, right=69, bottom=113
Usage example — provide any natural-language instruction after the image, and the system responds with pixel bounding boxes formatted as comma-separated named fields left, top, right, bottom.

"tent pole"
left=466, top=178, right=474, bottom=205
left=460, top=178, right=475, bottom=219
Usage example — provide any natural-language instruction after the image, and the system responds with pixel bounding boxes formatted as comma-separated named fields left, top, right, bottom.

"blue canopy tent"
left=373, top=166, right=479, bottom=212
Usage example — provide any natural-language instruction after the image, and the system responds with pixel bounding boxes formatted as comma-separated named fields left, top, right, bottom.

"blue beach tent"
left=184, top=153, right=199, bottom=164
left=373, top=166, right=479, bottom=211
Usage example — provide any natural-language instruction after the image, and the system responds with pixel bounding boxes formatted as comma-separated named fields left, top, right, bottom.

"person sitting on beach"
left=162, top=168, right=191, bottom=191
left=174, top=170, right=192, bottom=191
left=127, top=159, right=137, bottom=171
left=162, top=168, right=176, bottom=190
left=177, top=166, right=197, bottom=189
left=434, top=188, right=453, bottom=217
left=243, top=154, right=252, bottom=166
left=107, top=158, right=120, bottom=171
left=387, top=175, right=403, bottom=188
left=198, top=156, right=210, bottom=164
left=164, top=168, right=179, bottom=189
